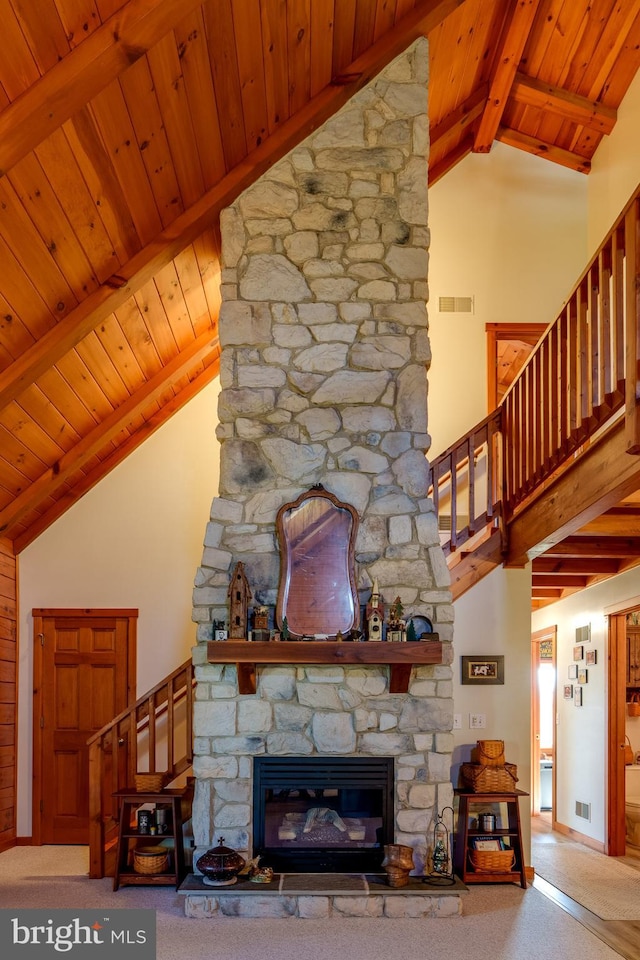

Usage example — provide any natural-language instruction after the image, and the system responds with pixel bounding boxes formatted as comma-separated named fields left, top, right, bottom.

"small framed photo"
left=563, top=683, right=573, bottom=699
left=461, top=655, right=504, bottom=685
left=574, top=686, right=583, bottom=706
left=568, top=664, right=578, bottom=679
left=573, top=644, right=584, bottom=661
left=472, top=838, right=503, bottom=851
left=577, top=668, right=588, bottom=684
left=585, top=649, right=597, bottom=666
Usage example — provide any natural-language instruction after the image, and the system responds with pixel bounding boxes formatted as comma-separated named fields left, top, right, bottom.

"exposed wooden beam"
left=429, top=84, right=487, bottom=149
left=541, top=536, right=640, bottom=559
left=496, top=126, right=591, bottom=174
left=0, top=0, right=465, bottom=413
left=473, top=0, right=541, bottom=153
left=533, top=557, right=621, bottom=575
left=448, top=529, right=503, bottom=601
left=510, top=72, right=617, bottom=134
left=578, top=508, right=640, bottom=537
left=0, top=0, right=207, bottom=178
left=429, top=135, right=474, bottom=185
left=531, top=574, right=588, bottom=588
left=506, top=417, right=640, bottom=565
left=12, top=358, right=219, bottom=554
left=0, top=331, right=219, bottom=537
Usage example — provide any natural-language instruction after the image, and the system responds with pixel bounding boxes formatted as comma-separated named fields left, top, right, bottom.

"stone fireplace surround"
left=187, top=38, right=458, bottom=918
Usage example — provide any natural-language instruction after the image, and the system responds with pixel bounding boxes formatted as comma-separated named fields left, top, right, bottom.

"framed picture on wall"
left=574, top=687, right=583, bottom=706
left=568, top=664, right=578, bottom=679
left=460, top=655, right=504, bottom=685
left=573, top=645, right=584, bottom=661
left=563, top=684, right=573, bottom=699
left=586, top=649, right=597, bottom=666
left=577, top=668, right=588, bottom=684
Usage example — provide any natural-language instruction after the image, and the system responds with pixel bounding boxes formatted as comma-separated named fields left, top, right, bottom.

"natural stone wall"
left=191, top=37, right=454, bottom=878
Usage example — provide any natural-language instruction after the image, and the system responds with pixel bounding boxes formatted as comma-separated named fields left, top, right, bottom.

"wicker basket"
left=460, top=762, right=518, bottom=793
left=133, top=845, right=169, bottom=875
left=469, top=848, right=515, bottom=873
left=134, top=772, right=166, bottom=792
left=471, top=739, right=506, bottom=767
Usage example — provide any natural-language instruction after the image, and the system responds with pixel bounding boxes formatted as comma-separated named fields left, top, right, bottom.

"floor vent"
left=575, top=800, right=591, bottom=821
left=438, top=296, right=474, bottom=313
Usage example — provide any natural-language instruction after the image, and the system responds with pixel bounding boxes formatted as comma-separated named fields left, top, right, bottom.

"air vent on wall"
left=575, top=800, right=591, bottom=821
left=438, top=296, right=474, bottom=313
left=575, top=624, right=591, bottom=645
left=438, top=515, right=469, bottom=532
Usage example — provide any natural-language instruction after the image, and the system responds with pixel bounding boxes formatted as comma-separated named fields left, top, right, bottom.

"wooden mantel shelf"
left=207, top=639, right=442, bottom=694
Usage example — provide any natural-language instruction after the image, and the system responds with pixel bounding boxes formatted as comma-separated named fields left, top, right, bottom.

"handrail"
left=429, top=409, right=502, bottom=556
left=502, top=188, right=639, bottom=516
left=87, top=658, right=195, bottom=879
left=429, top=183, right=640, bottom=558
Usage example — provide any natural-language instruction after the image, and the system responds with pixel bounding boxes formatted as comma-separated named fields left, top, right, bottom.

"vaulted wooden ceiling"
left=0, top=1, right=639, bottom=609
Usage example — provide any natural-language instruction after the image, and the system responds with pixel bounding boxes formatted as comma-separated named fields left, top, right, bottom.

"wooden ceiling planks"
left=0, top=0, right=638, bottom=559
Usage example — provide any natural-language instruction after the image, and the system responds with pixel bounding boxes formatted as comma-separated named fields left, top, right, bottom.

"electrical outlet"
left=469, top=713, right=486, bottom=729
left=453, top=713, right=462, bottom=729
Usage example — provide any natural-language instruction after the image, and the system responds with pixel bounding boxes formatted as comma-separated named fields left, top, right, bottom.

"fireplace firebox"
left=252, top=757, right=394, bottom=872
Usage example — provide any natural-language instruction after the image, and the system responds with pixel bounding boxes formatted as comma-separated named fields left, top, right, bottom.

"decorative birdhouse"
left=228, top=562, right=252, bottom=639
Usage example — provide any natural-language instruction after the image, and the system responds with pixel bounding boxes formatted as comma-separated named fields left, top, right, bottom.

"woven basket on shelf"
left=133, top=846, right=169, bottom=875
left=460, top=762, right=518, bottom=793
left=134, top=772, right=166, bottom=792
left=468, top=848, right=515, bottom=873
left=471, top=739, right=506, bottom=767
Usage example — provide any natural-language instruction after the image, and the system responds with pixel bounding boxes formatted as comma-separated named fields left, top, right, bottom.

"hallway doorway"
left=532, top=627, right=556, bottom=820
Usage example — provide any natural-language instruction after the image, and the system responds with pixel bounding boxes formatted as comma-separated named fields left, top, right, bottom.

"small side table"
left=112, top=787, right=189, bottom=891
left=454, top=789, right=528, bottom=888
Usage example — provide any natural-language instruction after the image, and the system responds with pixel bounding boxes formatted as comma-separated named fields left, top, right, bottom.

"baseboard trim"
left=15, top=836, right=34, bottom=846
left=551, top=819, right=605, bottom=853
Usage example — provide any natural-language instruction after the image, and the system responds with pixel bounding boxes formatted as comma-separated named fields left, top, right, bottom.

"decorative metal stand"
left=422, top=805, right=456, bottom=886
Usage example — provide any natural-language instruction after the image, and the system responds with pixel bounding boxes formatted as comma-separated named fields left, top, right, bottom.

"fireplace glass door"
left=253, top=757, right=394, bottom=872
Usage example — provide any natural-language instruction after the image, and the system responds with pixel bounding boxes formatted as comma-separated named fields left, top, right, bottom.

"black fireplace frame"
left=252, top=756, right=394, bottom=873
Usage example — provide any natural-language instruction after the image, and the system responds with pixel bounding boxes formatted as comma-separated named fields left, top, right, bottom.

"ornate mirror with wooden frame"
left=275, top=485, right=360, bottom=640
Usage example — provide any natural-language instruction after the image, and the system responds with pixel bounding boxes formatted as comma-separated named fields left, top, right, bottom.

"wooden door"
left=33, top=609, right=136, bottom=845
left=531, top=626, right=556, bottom=818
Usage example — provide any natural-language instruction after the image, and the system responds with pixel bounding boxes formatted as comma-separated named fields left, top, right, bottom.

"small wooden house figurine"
left=228, top=561, right=252, bottom=639
left=366, top=579, right=384, bottom=642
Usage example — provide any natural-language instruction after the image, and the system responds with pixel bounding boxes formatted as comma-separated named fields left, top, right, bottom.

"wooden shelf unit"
left=207, top=638, right=443, bottom=694
left=113, top=787, right=190, bottom=891
left=454, top=789, right=528, bottom=889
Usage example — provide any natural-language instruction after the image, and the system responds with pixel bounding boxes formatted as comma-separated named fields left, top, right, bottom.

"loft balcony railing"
left=430, top=186, right=640, bottom=557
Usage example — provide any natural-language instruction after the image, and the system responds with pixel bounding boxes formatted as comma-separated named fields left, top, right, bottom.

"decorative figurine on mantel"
left=365, top=579, right=384, bottom=642
left=228, top=561, right=252, bottom=639
left=252, top=605, right=270, bottom=642
left=387, top=596, right=407, bottom=643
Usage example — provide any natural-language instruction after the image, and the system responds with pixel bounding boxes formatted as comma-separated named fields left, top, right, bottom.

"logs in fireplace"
left=252, top=757, right=394, bottom=872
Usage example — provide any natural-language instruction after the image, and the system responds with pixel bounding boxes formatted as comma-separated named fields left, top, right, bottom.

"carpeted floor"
left=531, top=841, right=640, bottom=920
left=0, top=846, right=622, bottom=960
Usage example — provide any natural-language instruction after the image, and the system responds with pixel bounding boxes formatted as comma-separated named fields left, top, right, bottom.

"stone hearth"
left=179, top=873, right=466, bottom=919
left=189, top=37, right=455, bottom=913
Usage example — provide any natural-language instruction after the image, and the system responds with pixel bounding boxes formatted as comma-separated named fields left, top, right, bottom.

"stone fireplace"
left=190, top=36, right=454, bottom=891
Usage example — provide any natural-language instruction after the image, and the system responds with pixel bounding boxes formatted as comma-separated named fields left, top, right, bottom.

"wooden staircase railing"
left=430, top=184, right=640, bottom=575
left=87, top=658, right=195, bottom=879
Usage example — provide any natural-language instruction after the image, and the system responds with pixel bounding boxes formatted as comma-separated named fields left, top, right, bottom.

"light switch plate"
left=469, top=713, right=486, bottom=729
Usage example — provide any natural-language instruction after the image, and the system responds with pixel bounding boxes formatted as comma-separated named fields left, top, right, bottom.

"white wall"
left=532, top=567, right=640, bottom=842
left=588, top=68, right=640, bottom=255
left=17, top=380, right=220, bottom=834
left=427, top=142, right=588, bottom=456
left=452, top=564, right=533, bottom=858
